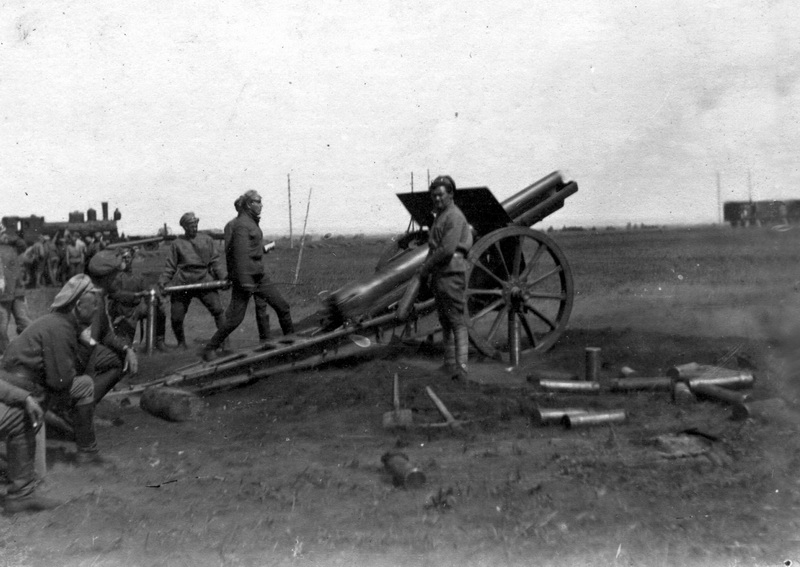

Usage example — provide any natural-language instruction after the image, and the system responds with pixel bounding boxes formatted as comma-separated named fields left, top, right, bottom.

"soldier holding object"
left=202, top=190, right=293, bottom=361
left=158, top=212, right=227, bottom=350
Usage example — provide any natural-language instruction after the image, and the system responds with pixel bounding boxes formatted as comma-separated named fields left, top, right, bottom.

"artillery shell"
left=666, top=362, right=702, bottom=379
left=609, top=377, right=672, bottom=392
left=584, top=347, right=601, bottom=382
left=619, top=366, right=637, bottom=377
left=381, top=452, right=426, bottom=488
left=527, top=369, right=579, bottom=382
left=538, top=380, right=601, bottom=393
left=667, top=363, right=744, bottom=381
left=689, top=383, right=749, bottom=406
left=532, top=408, right=589, bottom=426
left=562, top=410, right=626, bottom=429
left=687, top=373, right=754, bottom=390
left=672, top=381, right=695, bottom=405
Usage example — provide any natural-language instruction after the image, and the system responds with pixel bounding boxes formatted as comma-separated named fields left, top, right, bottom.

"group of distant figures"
left=18, top=231, right=109, bottom=289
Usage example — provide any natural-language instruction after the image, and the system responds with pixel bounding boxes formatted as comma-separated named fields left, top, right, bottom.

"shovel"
left=382, top=373, right=413, bottom=429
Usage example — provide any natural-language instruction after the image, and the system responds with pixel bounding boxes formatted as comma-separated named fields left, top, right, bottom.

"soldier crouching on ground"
left=83, top=250, right=139, bottom=402
left=158, top=212, right=227, bottom=350
left=0, top=275, right=105, bottom=514
left=417, top=176, right=473, bottom=382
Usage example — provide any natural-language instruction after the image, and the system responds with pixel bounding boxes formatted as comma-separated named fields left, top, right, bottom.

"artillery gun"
left=106, top=171, right=578, bottom=406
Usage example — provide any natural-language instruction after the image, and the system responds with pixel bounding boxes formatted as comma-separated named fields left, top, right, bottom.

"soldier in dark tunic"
left=0, top=275, right=104, bottom=513
left=202, top=191, right=293, bottom=361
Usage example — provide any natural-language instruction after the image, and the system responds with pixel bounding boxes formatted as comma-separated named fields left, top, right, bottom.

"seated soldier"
left=83, top=250, right=139, bottom=402
left=0, top=275, right=106, bottom=513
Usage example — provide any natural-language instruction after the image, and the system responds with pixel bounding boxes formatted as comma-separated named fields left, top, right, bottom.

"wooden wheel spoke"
left=517, top=311, right=538, bottom=347
left=472, top=259, right=508, bottom=287
left=486, top=305, right=508, bottom=342
left=525, top=291, right=566, bottom=300
left=511, top=236, right=523, bottom=277
left=469, top=298, right=505, bottom=321
left=520, top=243, right=547, bottom=280
left=525, top=266, right=562, bottom=288
left=466, top=288, right=504, bottom=298
left=492, top=241, right=512, bottom=279
left=523, top=300, right=556, bottom=330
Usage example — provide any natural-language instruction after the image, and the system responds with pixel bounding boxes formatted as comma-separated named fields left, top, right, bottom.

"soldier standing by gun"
left=202, top=190, right=293, bottom=361
left=107, top=248, right=168, bottom=351
left=417, top=176, right=473, bottom=382
left=0, top=275, right=106, bottom=513
left=158, top=212, right=227, bottom=350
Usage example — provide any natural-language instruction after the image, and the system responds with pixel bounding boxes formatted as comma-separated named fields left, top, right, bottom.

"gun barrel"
left=163, top=280, right=230, bottom=294
left=329, top=171, right=576, bottom=321
left=501, top=170, right=566, bottom=220
left=106, top=236, right=167, bottom=250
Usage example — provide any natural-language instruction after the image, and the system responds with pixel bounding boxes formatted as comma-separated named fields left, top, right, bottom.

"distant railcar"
left=723, top=200, right=792, bottom=227
left=723, top=201, right=752, bottom=227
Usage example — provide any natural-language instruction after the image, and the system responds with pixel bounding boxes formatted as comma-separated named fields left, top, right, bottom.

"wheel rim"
left=465, top=226, right=574, bottom=361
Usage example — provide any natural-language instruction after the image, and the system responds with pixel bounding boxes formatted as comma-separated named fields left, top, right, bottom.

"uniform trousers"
left=206, top=275, right=292, bottom=350
left=431, top=271, right=469, bottom=373
left=0, top=373, right=93, bottom=499
left=76, top=344, right=124, bottom=404
left=0, top=298, right=33, bottom=355
left=169, top=289, right=224, bottom=345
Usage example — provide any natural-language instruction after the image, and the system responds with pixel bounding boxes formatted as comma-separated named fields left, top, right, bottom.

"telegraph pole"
left=716, top=171, right=722, bottom=224
left=287, top=173, right=293, bottom=249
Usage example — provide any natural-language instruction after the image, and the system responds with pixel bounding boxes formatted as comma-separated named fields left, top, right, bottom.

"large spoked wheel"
left=465, top=226, right=574, bottom=363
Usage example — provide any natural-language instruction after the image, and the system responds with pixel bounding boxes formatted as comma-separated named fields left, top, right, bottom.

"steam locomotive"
left=1, top=202, right=121, bottom=245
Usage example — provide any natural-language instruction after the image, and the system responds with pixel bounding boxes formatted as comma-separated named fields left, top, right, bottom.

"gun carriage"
left=107, top=171, right=578, bottom=406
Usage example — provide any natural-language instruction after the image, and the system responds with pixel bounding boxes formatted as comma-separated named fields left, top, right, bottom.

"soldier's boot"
left=92, top=367, right=123, bottom=404
left=278, top=312, right=295, bottom=336
left=211, top=313, right=232, bottom=352
left=72, top=403, right=109, bottom=467
left=173, top=324, right=186, bottom=348
left=440, top=328, right=456, bottom=376
left=454, top=325, right=470, bottom=382
left=3, top=434, right=61, bottom=514
left=256, top=310, right=272, bottom=344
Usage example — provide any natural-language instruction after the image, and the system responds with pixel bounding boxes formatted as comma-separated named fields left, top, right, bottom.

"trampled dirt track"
left=3, top=228, right=800, bottom=567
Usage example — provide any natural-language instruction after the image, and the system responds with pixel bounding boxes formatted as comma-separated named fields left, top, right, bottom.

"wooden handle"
left=393, top=374, right=400, bottom=411
left=426, top=386, right=456, bottom=423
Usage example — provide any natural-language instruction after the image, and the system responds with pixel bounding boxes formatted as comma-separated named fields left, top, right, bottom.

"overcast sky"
left=2, top=1, right=798, bottom=236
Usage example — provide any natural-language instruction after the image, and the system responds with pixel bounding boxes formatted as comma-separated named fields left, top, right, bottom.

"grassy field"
left=4, top=224, right=800, bottom=567
left=23, top=224, right=800, bottom=340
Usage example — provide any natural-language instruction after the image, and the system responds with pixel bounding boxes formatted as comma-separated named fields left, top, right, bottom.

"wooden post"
left=287, top=173, right=293, bottom=249
left=293, top=188, right=312, bottom=285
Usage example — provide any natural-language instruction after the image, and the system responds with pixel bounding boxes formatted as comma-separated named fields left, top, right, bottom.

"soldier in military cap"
left=158, top=212, right=227, bottom=350
left=84, top=250, right=139, bottom=402
left=202, top=191, right=293, bottom=361
left=106, top=247, right=168, bottom=350
left=0, top=275, right=105, bottom=513
left=418, top=175, right=473, bottom=382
